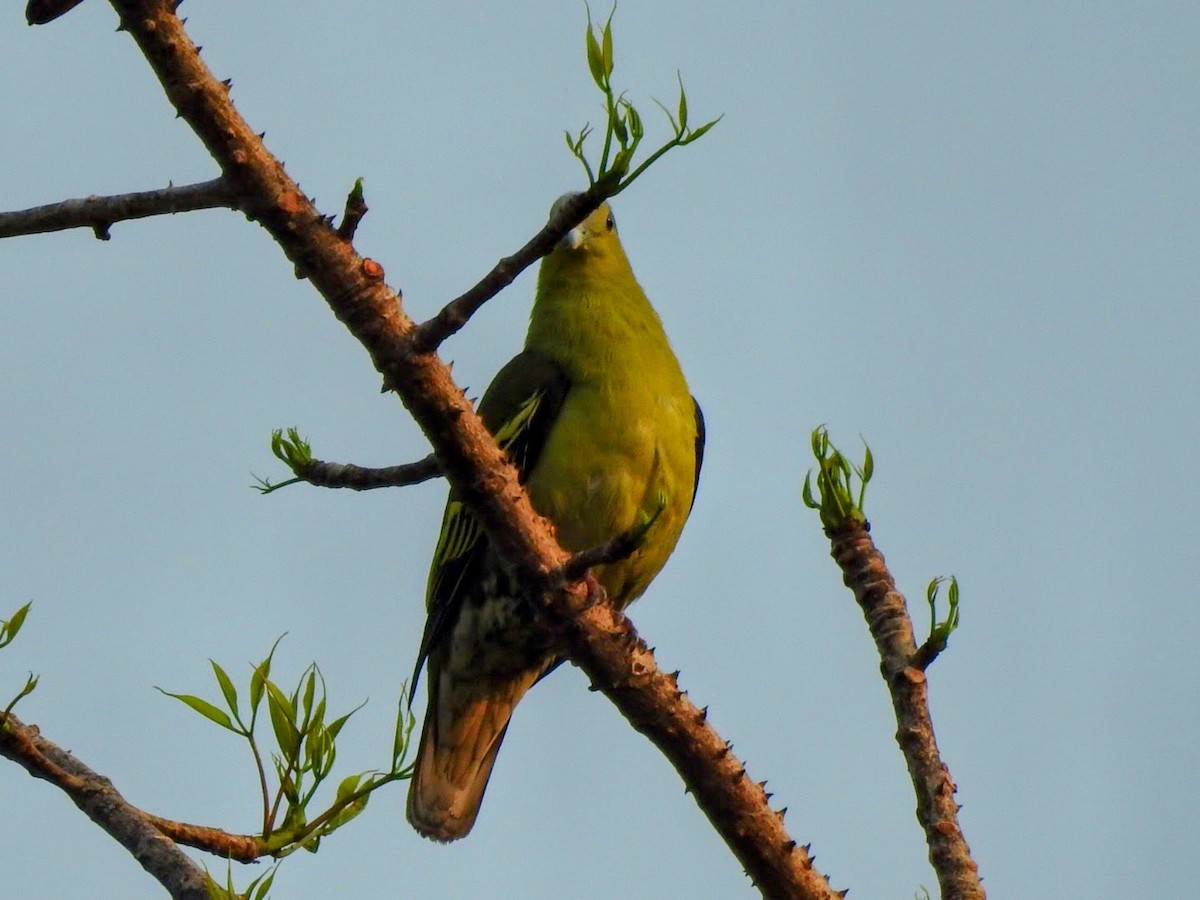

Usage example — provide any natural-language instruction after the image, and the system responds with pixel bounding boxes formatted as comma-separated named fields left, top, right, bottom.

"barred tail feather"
left=406, top=670, right=538, bottom=842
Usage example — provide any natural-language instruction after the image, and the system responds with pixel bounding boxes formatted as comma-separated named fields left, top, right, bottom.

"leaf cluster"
left=565, top=6, right=721, bottom=196
left=0, top=602, right=38, bottom=719
left=206, top=864, right=277, bottom=900
left=802, top=426, right=874, bottom=530
left=252, top=428, right=312, bottom=494
left=158, top=636, right=415, bottom=859
left=924, top=576, right=961, bottom=651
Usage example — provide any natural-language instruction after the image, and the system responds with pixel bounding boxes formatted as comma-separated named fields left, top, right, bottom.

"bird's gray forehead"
left=549, top=192, right=584, bottom=219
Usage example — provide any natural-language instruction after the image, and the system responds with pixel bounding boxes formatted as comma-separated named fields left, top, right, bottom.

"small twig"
left=910, top=638, right=944, bottom=672
left=299, top=453, right=441, bottom=490
left=257, top=453, right=441, bottom=493
left=336, top=179, right=368, bottom=243
left=0, top=713, right=212, bottom=900
left=406, top=188, right=606, bottom=354
left=555, top=508, right=663, bottom=584
left=144, top=814, right=266, bottom=863
left=557, top=532, right=641, bottom=584
left=0, top=178, right=238, bottom=240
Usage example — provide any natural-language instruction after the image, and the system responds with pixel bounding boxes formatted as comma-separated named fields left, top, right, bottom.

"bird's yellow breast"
left=526, top=376, right=696, bottom=607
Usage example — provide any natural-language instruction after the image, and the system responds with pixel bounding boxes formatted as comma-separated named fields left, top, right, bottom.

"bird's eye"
left=605, top=213, right=616, bottom=232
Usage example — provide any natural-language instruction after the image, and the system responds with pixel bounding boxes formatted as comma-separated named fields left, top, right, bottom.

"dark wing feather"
left=689, top=397, right=705, bottom=513
left=408, top=351, right=571, bottom=699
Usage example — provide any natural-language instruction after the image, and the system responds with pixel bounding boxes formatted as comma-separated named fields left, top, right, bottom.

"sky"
left=2, top=3, right=1197, bottom=898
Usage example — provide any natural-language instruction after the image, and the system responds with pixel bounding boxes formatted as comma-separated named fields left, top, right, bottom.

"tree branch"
left=335, top=179, right=368, bottom=243
left=407, top=189, right=605, bottom=354
left=911, top=636, right=946, bottom=672
left=0, top=713, right=212, bottom=900
left=287, top=453, right=442, bottom=492
left=97, top=3, right=840, bottom=895
left=827, top=521, right=985, bottom=899
left=142, top=814, right=265, bottom=863
left=556, top=525, right=646, bottom=584
left=0, top=178, right=238, bottom=240
left=545, top=601, right=845, bottom=899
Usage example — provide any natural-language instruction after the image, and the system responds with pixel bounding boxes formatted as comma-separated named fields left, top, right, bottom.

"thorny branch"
left=99, top=0, right=839, bottom=895
left=827, top=522, right=985, bottom=900
left=3, top=2, right=848, bottom=897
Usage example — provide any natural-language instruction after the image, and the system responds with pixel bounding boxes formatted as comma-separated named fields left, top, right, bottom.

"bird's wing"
left=409, top=351, right=571, bottom=699
left=690, top=396, right=705, bottom=513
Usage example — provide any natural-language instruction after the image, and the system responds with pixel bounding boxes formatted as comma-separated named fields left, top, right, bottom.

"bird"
left=406, top=193, right=705, bottom=842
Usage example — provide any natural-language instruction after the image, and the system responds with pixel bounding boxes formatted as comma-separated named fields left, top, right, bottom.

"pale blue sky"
left=2, top=3, right=1197, bottom=898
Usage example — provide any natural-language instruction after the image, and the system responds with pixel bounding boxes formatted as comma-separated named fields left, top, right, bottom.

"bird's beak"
left=560, top=224, right=586, bottom=251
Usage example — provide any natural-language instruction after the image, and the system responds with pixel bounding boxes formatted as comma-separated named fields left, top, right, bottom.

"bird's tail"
left=406, top=669, right=540, bottom=842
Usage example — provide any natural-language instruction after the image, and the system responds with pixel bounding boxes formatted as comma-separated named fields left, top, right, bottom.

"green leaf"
left=303, top=668, right=320, bottom=725
left=303, top=724, right=325, bottom=774
left=683, top=116, right=721, bottom=143
left=157, top=688, right=236, bottom=732
left=210, top=660, right=239, bottom=718
left=627, top=103, right=643, bottom=141
left=250, top=634, right=286, bottom=720
left=309, top=726, right=337, bottom=779
left=326, top=773, right=372, bottom=831
left=248, top=866, right=278, bottom=900
left=611, top=111, right=628, bottom=146
left=3, top=673, right=39, bottom=718
left=266, top=682, right=301, bottom=759
left=279, top=795, right=307, bottom=832
left=585, top=16, right=605, bottom=88
left=601, top=9, right=614, bottom=78
left=801, top=473, right=818, bottom=509
left=276, top=764, right=299, bottom=805
left=327, top=794, right=370, bottom=832
left=676, top=73, right=689, bottom=131
left=334, top=771, right=365, bottom=803
left=393, top=696, right=417, bottom=771
left=0, top=602, right=32, bottom=649
left=326, top=695, right=368, bottom=741
left=250, top=664, right=267, bottom=719
left=203, top=873, right=225, bottom=900
left=310, top=696, right=326, bottom=732
left=611, top=145, right=634, bottom=177
left=925, top=576, right=962, bottom=647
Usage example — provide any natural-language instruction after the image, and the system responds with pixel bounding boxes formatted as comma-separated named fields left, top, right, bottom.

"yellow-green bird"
left=407, top=194, right=704, bottom=842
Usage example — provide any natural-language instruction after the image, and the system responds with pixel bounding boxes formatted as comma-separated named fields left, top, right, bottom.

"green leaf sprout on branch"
left=157, top=637, right=416, bottom=859
left=925, top=576, right=961, bottom=651
left=206, top=862, right=278, bottom=900
left=253, top=428, right=313, bottom=494
left=802, top=426, right=874, bottom=530
left=566, top=5, right=721, bottom=196
left=0, top=601, right=32, bottom=650
left=1, top=602, right=39, bottom=720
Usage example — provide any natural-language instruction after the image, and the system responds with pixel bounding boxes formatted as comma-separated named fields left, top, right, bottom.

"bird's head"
left=548, top=192, right=620, bottom=256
